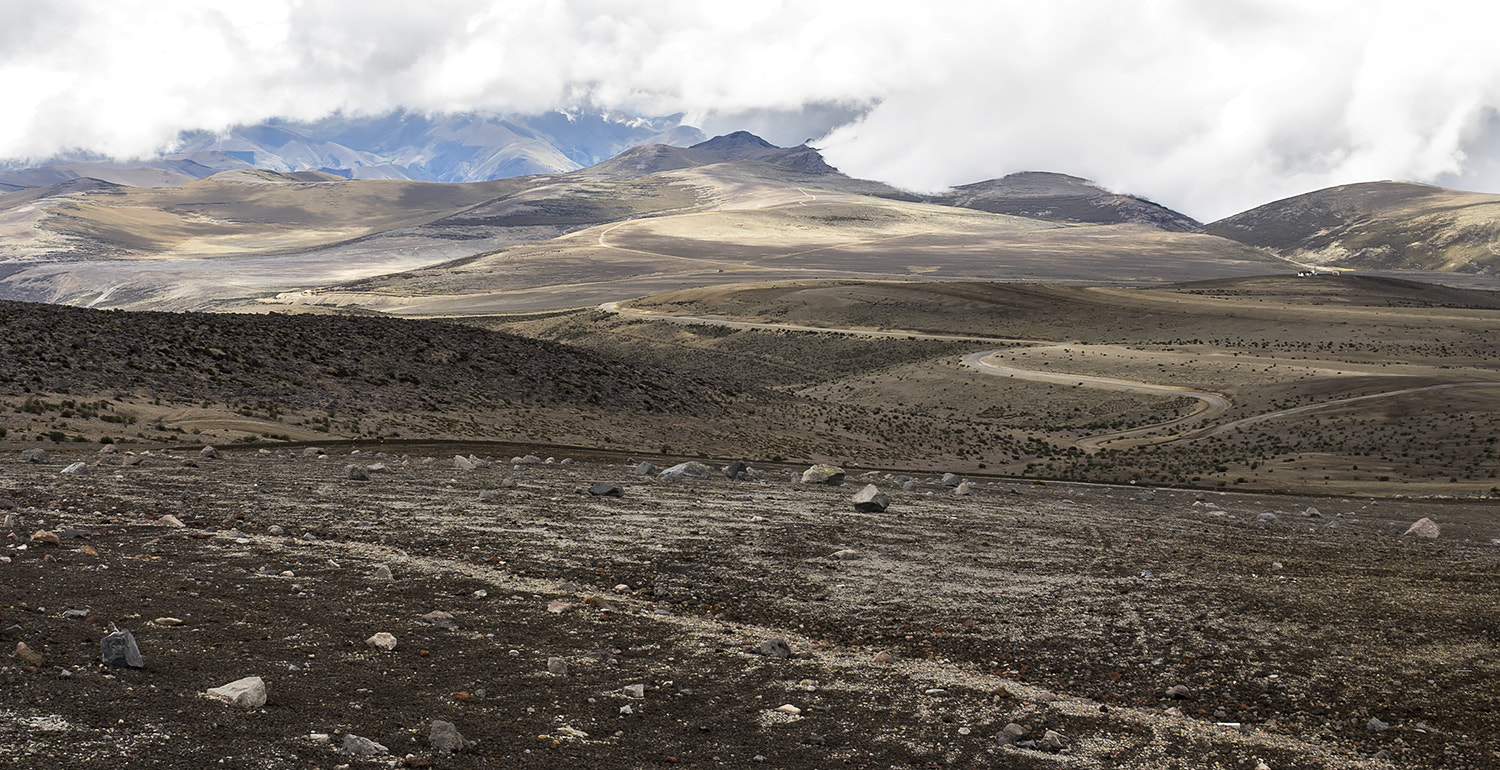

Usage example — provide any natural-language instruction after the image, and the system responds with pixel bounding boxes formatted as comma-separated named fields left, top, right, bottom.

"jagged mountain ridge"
left=0, top=110, right=708, bottom=189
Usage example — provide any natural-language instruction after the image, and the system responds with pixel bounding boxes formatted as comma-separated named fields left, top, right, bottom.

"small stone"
left=756, top=638, right=792, bottom=659
left=588, top=482, right=624, bottom=497
left=12, top=642, right=44, bottom=666
left=547, top=600, right=573, bottom=614
left=623, top=683, right=646, bottom=699
left=453, top=455, right=477, bottom=471
left=1164, top=707, right=1184, bottom=717
left=370, top=564, right=393, bottom=581
left=1166, top=684, right=1191, bottom=699
left=873, top=650, right=895, bottom=664
left=547, top=656, right=569, bottom=675
left=419, top=611, right=457, bottom=629
left=267, top=525, right=285, bottom=536
left=366, top=632, right=398, bottom=651
left=199, top=445, right=220, bottom=460
left=29, top=530, right=61, bottom=547
left=619, top=704, right=633, bottom=715
left=800, top=464, right=846, bottom=485
left=1132, top=490, right=1154, bottom=501
left=1039, top=730, right=1065, bottom=751
left=1403, top=518, right=1440, bottom=539
left=158, top=515, right=185, bottom=528
left=20, top=448, right=50, bottom=463
left=775, top=704, right=801, bottom=715
left=830, top=549, right=860, bottom=561
left=1256, top=512, right=1279, bottom=522
left=1366, top=716, right=1390, bottom=731
left=153, top=617, right=184, bottom=626
left=953, top=481, right=973, bottom=496
left=60, top=461, right=89, bottom=476
left=478, top=489, right=497, bottom=502
left=206, top=676, right=267, bottom=709
left=941, top=472, right=962, bottom=487
left=851, top=484, right=889, bottom=512
left=101, top=628, right=144, bottom=668
left=429, top=720, right=468, bottom=754
left=345, top=464, right=369, bottom=481
left=342, top=733, right=388, bottom=756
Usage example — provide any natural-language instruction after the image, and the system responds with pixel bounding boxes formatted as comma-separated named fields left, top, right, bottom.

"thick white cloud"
left=2, top=0, right=1499, bottom=219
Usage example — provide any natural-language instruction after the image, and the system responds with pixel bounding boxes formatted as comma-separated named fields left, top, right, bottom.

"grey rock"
left=20, top=448, right=50, bottom=463
left=1039, top=729, right=1065, bottom=751
left=851, top=484, right=890, bottom=512
left=101, top=628, right=144, bottom=668
left=420, top=611, right=457, bottom=629
left=901, top=480, right=917, bottom=491
left=1366, top=716, right=1390, bottom=731
left=478, top=489, right=497, bottom=501
left=206, top=676, right=266, bottom=709
left=633, top=462, right=657, bottom=476
left=199, top=445, right=219, bottom=460
left=1256, top=512, right=1279, bottom=522
left=953, top=481, right=973, bottom=496
left=660, top=461, right=714, bottom=481
left=547, top=656, right=569, bottom=675
left=941, top=472, right=962, bottom=487
left=342, top=733, right=388, bottom=756
left=520, top=454, right=543, bottom=464
left=757, top=637, right=792, bottom=659
left=1305, top=506, right=1321, bottom=517
left=724, top=460, right=747, bottom=479
left=454, top=455, right=477, bottom=471
left=588, top=482, right=624, bottom=497
left=1165, top=684, right=1191, bottom=699
left=429, top=720, right=468, bottom=753
left=60, top=461, right=89, bottom=476
left=499, top=478, right=518, bottom=489
left=623, top=683, right=646, bottom=699
left=800, top=464, right=846, bottom=485
left=266, top=525, right=285, bottom=536
left=345, top=464, right=369, bottom=481
left=831, top=549, right=860, bottom=560
left=302, top=447, right=325, bottom=457
left=370, top=564, right=393, bottom=581
left=1404, top=518, right=1440, bottom=539
left=1132, top=490, right=1154, bottom=501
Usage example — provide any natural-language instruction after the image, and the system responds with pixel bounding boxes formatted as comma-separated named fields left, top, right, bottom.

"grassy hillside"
left=1203, top=181, right=1500, bottom=274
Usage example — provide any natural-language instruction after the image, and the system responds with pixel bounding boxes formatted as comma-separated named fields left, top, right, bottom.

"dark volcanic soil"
left=2, top=446, right=1498, bottom=769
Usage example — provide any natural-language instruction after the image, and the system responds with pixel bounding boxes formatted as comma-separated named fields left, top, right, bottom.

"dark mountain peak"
left=930, top=171, right=1200, bottom=231
left=691, top=131, right=777, bottom=153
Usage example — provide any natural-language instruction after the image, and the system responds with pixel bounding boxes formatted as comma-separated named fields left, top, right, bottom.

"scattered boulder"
left=1256, top=512, right=1279, bottom=523
left=623, top=683, right=647, bottom=699
left=12, top=642, right=43, bottom=667
left=429, top=720, right=469, bottom=754
left=723, top=460, right=747, bottom=479
left=1039, top=729, right=1065, bottom=751
left=851, top=484, right=890, bottom=512
left=632, top=462, right=657, bottom=476
left=1165, top=684, right=1192, bottom=699
left=158, top=515, right=185, bottom=528
left=60, top=462, right=89, bottom=476
left=757, top=637, right=792, bottom=659
left=345, top=464, right=370, bottom=481
left=419, top=611, right=458, bottom=630
left=1132, top=490, right=1154, bottom=502
left=370, top=564, right=393, bottom=581
left=98, top=444, right=118, bottom=455
left=831, top=549, right=860, bottom=560
left=20, top=448, right=49, bottom=463
left=342, top=734, right=388, bottom=756
left=588, top=482, right=624, bottom=497
left=199, top=445, right=220, bottom=460
left=659, top=461, right=713, bottom=481
left=1404, top=518, right=1440, bottom=539
left=547, top=656, right=569, bottom=675
left=302, top=447, right=326, bottom=457
left=1366, top=716, right=1390, bottom=731
left=454, top=455, right=477, bottom=471
left=997, top=722, right=1027, bottom=745
left=206, top=676, right=267, bottom=709
left=366, top=632, right=398, bottom=651
left=873, top=650, right=896, bottom=664
left=101, top=628, right=144, bottom=668
left=941, top=472, right=962, bottom=487
left=29, top=530, right=61, bottom=547
left=953, top=481, right=973, bottom=496
left=478, top=489, right=497, bottom=501
left=800, top=464, right=846, bottom=485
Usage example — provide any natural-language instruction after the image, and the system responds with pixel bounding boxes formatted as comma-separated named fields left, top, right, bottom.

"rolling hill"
left=1202, top=181, right=1500, bottom=274
left=928, top=172, right=1201, bottom=231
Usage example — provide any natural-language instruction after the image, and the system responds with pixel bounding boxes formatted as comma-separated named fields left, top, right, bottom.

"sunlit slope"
left=1203, top=181, right=1500, bottom=274
left=297, top=173, right=1286, bottom=315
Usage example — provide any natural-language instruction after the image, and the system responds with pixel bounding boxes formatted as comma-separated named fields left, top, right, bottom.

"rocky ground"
left=3, top=444, right=1498, bottom=769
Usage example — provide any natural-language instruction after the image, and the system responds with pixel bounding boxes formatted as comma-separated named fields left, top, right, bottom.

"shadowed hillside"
left=1203, top=181, right=1500, bottom=274
left=929, top=172, right=1201, bottom=231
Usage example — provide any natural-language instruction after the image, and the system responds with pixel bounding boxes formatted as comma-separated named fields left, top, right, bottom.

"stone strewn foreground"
left=2, top=445, right=1497, bottom=769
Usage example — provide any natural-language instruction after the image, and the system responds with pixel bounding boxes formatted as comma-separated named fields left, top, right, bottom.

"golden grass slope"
left=1203, top=181, right=1500, bottom=274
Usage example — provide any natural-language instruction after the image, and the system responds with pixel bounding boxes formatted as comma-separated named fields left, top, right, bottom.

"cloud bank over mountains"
left=3, top=0, right=1498, bottom=219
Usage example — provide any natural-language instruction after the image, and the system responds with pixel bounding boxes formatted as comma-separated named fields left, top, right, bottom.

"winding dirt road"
left=600, top=300, right=1499, bottom=453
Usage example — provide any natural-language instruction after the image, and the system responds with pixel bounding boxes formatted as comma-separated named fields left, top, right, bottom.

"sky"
left=3, top=0, right=1499, bottom=220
